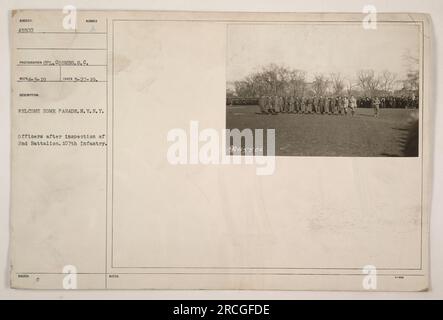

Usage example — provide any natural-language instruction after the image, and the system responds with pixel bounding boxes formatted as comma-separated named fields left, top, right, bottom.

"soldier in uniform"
left=313, top=96, right=319, bottom=114
left=289, top=96, right=295, bottom=113
left=366, top=96, right=372, bottom=109
left=349, top=95, right=357, bottom=116
left=265, top=96, right=272, bottom=114
left=281, top=96, right=287, bottom=113
left=331, top=97, right=336, bottom=114
left=335, top=96, right=341, bottom=114
left=285, top=96, right=290, bottom=113
left=298, top=96, right=303, bottom=114
left=319, top=96, right=325, bottom=114
left=343, top=96, right=349, bottom=115
left=336, top=96, right=342, bottom=115
left=307, top=97, right=313, bottom=113
left=380, top=97, right=386, bottom=109
left=273, top=95, right=280, bottom=113
left=267, top=96, right=272, bottom=113
left=258, top=95, right=267, bottom=114
left=300, top=96, right=306, bottom=114
left=324, top=96, right=331, bottom=114
left=373, top=96, right=381, bottom=118
left=281, top=96, right=286, bottom=113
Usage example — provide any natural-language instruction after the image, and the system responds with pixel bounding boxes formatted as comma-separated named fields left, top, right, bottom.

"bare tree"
left=259, top=64, right=289, bottom=95
left=312, top=74, right=329, bottom=96
left=233, top=64, right=307, bottom=97
left=344, top=78, right=358, bottom=95
left=403, top=71, right=419, bottom=92
left=401, top=49, right=419, bottom=93
left=357, top=70, right=380, bottom=95
left=379, top=70, right=397, bottom=93
left=330, top=72, right=345, bottom=95
left=231, top=64, right=414, bottom=99
left=288, top=69, right=306, bottom=96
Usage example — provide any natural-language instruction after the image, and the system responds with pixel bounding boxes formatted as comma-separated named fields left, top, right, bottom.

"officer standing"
left=373, top=96, right=381, bottom=118
left=289, top=96, right=295, bottom=113
left=349, top=95, right=357, bottom=116
left=324, top=97, right=330, bottom=114
left=313, top=96, right=319, bottom=114
left=343, top=96, right=349, bottom=115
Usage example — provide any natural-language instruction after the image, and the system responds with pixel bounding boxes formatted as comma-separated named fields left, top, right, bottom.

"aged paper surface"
left=10, top=10, right=432, bottom=290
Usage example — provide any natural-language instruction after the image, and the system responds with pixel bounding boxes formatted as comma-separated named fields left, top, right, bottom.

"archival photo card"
left=9, top=11, right=431, bottom=291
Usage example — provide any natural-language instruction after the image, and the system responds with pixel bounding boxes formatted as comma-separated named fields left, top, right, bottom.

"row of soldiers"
left=258, top=95, right=359, bottom=116
left=358, top=95, right=418, bottom=109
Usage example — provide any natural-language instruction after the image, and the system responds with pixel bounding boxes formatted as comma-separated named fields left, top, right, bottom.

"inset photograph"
left=226, top=23, right=420, bottom=157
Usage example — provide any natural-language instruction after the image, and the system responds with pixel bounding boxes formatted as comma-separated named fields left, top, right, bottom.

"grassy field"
left=226, top=105, right=419, bottom=157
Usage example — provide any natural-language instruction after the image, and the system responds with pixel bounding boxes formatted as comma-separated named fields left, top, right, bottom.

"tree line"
left=227, top=63, right=419, bottom=100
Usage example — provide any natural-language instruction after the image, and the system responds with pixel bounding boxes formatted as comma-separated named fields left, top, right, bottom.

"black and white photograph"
left=226, top=23, right=421, bottom=157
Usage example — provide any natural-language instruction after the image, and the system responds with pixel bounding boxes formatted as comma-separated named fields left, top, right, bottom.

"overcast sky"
left=227, top=23, right=420, bottom=83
